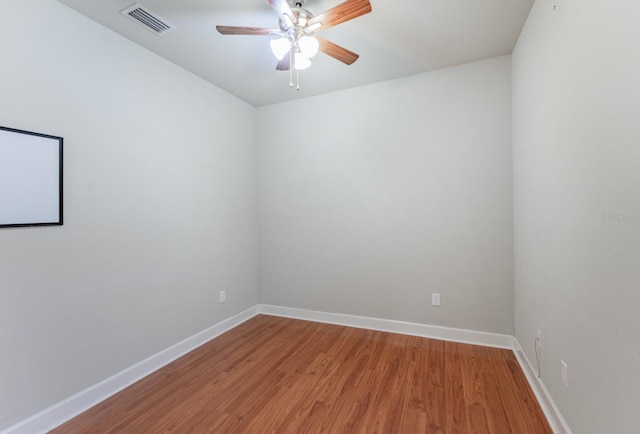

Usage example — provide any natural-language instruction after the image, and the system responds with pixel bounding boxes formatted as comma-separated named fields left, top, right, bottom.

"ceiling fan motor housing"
left=279, top=8, right=315, bottom=35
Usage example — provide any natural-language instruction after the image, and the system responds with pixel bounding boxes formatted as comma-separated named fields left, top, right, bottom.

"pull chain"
left=289, top=50, right=293, bottom=88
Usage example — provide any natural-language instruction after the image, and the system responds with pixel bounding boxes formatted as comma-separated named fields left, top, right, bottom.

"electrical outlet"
left=431, top=293, right=441, bottom=306
left=561, top=360, right=569, bottom=389
left=219, top=290, right=226, bottom=303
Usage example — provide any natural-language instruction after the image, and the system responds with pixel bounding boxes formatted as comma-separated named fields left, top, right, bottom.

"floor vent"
left=120, top=3, right=175, bottom=35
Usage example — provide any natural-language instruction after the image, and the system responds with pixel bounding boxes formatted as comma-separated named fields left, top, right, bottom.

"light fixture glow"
left=294, top=51, right=311, bottom=70
left=298, top=35, right=319, bottom=58
left=270, top=37, right=291, bottom=60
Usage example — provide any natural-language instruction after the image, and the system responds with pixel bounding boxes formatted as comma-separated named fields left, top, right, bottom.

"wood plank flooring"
left=50, top=315, right=552, bottom=433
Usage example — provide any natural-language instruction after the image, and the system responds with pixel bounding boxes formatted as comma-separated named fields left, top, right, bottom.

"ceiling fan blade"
left=267, top=0, right=295, bottom=24
left=216, top=25, right=279, bottom=35
left=276, top=51, right=291, bottom=70
left=307, top=0, right=371, bottom=32
left=317, top=36, right=359, bottom=65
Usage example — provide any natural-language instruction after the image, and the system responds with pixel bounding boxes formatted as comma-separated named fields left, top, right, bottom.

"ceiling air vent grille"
left=120, top=3, right=175, bottom=35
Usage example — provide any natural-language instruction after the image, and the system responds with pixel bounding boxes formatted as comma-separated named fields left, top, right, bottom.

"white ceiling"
left=57, top=0, right=534, bottom=106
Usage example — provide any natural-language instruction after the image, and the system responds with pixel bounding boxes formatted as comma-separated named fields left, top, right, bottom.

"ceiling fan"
left=216, top=0, right=372, bottom=76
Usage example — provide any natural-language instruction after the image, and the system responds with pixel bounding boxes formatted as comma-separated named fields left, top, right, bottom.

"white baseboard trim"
left=5, top=304, right=570, bottom=434
left=257, top=304, right=515, bottom=349
left=258, top=304, right=571, bottom=433
left=2, top=305, right=260, bottom=434
left=512, top=339, right=572, bottom=434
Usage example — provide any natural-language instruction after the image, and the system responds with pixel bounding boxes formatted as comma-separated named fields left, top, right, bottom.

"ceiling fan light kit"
left=298, top=35, right=319, bottom=59
left=293, top=52, right=312, bottom=70
left=216, top=0, right=372, bottom=89
left=270, top=37, right=291, bottom=60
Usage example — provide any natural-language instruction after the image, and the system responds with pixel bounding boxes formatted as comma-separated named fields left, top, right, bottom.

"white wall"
left=257, top=56, right=514, bottom=334
left=0, top=1, right=258, bottom=429
left=18, top=0, right=639, bottom=430
left=513, top=1, right=640, bottom=432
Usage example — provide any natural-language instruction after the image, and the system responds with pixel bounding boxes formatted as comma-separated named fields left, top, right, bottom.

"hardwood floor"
left=50, top=315, right=552, bottom=433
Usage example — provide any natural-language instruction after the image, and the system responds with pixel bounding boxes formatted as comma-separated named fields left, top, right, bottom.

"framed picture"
left=0, top=126, right=63, bottom=228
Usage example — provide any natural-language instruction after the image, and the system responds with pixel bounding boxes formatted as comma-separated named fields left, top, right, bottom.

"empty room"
left=1, top=0, right=638, bottom=433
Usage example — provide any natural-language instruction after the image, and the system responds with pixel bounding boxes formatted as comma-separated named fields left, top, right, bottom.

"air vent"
left=120, top=3, right=175, bottom=35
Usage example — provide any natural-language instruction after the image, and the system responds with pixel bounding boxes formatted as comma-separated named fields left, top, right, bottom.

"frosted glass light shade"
left=270, top=37, right=291, bottom=60
left=298, top=35, right=319, bottom=58
left=294, top=52, right=311, bottom=70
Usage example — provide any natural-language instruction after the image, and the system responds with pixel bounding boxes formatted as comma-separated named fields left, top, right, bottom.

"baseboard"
left=257, top=304, right=515, bottom=349
left=512, top=339, right=573, bottom=434
left=259, top=304, right=571, bottom=433
left=2, top=305, right=260, bottom=434
left=5, top=304, right=570, bottom=434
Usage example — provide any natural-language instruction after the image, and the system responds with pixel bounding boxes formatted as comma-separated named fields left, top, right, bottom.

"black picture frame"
left=0, top=126, right=63, bottom=228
